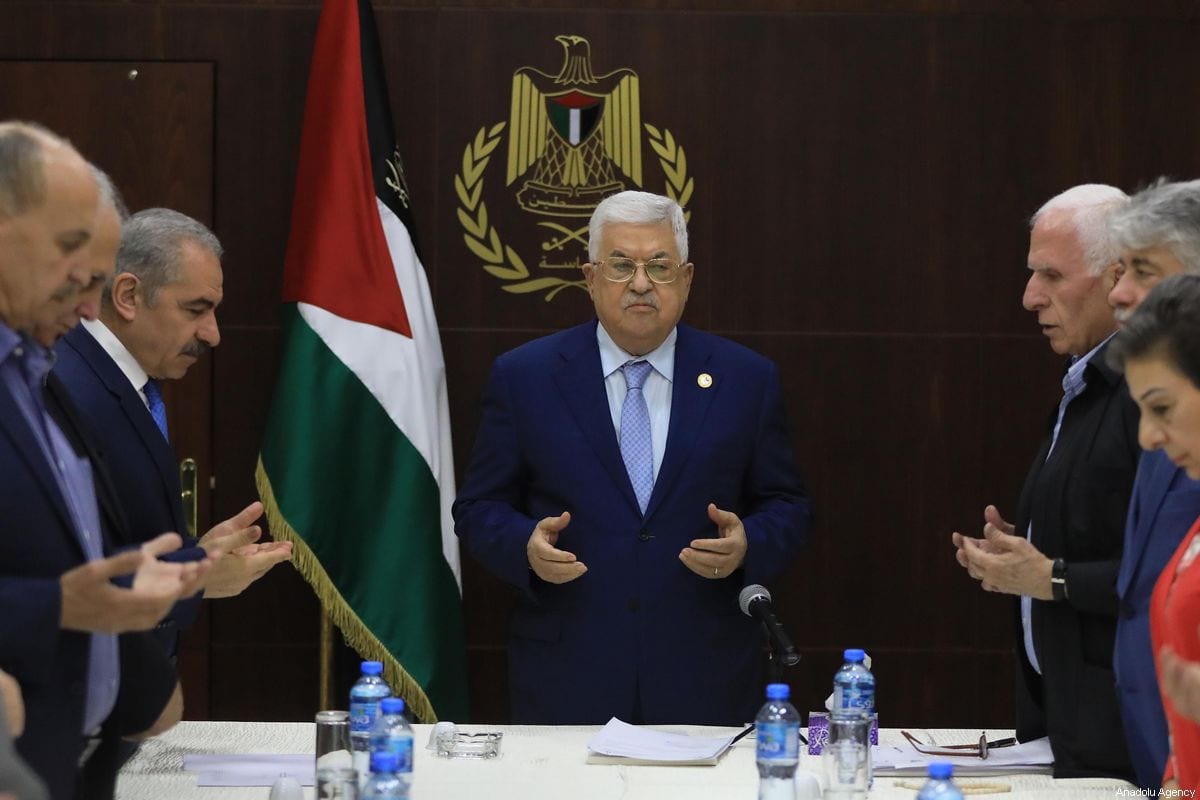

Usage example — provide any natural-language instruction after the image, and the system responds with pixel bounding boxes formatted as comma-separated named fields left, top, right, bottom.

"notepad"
left=585, top=718, right=738, bottom=766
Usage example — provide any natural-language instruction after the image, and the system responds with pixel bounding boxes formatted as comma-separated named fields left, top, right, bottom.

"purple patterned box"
left=806, top=711, right=879, bottom=755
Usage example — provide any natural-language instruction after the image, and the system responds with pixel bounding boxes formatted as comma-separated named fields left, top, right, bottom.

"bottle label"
left=390, top=735, right=414, bottom=773
left=350, top=700, right=381, bottom=734
left=834, top=684, right=874, bottom=712
left=755, top=721, right=799, bottom=761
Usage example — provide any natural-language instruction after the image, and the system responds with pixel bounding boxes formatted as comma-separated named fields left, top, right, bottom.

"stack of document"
left=585, top=718, right=739, bottom=766
left=873, top=736, right=1053, bottom=776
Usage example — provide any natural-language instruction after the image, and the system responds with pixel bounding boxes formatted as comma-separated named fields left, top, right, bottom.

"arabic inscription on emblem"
left=385, top=146, right=410, bottom=209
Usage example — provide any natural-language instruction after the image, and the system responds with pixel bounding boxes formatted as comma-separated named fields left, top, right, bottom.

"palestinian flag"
left=256, top=0, right=467, bottom=722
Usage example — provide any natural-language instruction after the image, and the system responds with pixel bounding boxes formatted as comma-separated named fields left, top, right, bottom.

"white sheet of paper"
left=182, top=753, right=315, bottom=787
left=585, top=718, right=736, bottom=763
left=873, top=736, right=1053, bottom=776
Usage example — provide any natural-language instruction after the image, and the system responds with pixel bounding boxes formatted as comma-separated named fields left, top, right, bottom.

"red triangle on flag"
left=282, top=0, right=412, bottom=338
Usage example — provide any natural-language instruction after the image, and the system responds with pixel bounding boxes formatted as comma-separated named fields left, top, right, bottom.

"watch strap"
left=1051, top=558, right=1068, bottom=601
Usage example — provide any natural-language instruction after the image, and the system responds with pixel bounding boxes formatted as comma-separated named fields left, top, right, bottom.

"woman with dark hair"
left=1110, top=272, right=1200, bottom=790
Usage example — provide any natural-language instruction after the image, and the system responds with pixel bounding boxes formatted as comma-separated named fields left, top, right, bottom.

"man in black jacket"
left=953, top=184, right=1138, bottom=781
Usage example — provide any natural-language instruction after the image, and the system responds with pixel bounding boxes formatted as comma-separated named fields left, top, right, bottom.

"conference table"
left=116, top=721, right=1134, bottom=799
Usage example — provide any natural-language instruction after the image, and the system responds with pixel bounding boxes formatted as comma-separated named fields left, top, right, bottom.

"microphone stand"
left=764, top=625, right=801, bottom=684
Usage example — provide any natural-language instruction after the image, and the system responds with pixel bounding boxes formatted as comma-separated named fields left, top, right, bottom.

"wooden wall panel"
left=3, top=1, right=1198, bottom=731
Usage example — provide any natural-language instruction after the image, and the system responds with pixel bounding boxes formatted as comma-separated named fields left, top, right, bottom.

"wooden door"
left=0, top=60, right=217, bottom=717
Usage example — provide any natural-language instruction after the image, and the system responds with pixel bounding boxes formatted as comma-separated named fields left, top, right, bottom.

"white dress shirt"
left=81, top=318, right=153, bottom=410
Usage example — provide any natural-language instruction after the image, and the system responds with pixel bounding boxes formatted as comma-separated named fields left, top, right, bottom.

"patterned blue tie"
left=143, top=379, right=169, bottom=441
left=620, top=360, right=654, bottom=514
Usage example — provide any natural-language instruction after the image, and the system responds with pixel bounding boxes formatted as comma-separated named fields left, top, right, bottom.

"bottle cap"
left=766, top=683, right=790, bottom=700
left=843, top=648, right=865, bottom=663
left=928, top=762, right=953, bottom=780
left=381, top=697, right=405, bottom=715
left=370, top=750, right=399, bottom=773
left=361, top=660, right=384, bottom=676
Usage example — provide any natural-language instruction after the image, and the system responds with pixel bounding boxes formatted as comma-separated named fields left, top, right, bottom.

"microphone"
left=738, top=584, right=801, bottom=667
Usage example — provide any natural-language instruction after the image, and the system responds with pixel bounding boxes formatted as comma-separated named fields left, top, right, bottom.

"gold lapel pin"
left=697, top=373, right=713, bottom=389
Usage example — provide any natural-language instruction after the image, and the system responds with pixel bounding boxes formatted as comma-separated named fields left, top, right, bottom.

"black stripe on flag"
left=357, top=0, right=423, bottom=259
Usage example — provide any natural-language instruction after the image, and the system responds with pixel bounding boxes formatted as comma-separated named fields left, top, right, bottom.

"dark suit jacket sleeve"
left=1068, top=560, right=1121, bottom=616
left=103, top=632, right=178, bottom=737
left=157, top=541, right=205, bottom=563
left=453, top=353, right=540, bottom=596
left=0, top=578, right=62, bottom=683
left=1063, top=388, right=1139, bottom=617
left=738, top=361, right=812, bottom=587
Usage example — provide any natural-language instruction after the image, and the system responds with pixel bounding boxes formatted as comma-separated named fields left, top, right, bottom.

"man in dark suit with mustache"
left=52, top=208, right=292, bottom=663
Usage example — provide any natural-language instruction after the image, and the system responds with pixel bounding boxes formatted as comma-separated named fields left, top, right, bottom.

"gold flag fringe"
left=255, top=456, right=438, bottom=723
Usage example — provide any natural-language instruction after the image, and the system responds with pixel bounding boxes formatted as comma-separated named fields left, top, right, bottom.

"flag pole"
left=319, top=609, right=334, bottom=709
left=256, top=0, right=467, bottom=722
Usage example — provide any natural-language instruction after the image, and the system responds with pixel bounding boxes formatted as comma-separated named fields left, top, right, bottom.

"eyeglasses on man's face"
left=593, top=257, right=684, bottom=285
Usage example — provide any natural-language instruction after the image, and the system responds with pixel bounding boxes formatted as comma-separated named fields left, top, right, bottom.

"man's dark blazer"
left=453, top=321, right=811, bottom=725
left=1115, top=449, right=1200, bottom=788
left=1013, top=340, right=1138, bottom=781
left=0, top=368, right=175, bottom=800
left=53, top=324, right=203, bottom=648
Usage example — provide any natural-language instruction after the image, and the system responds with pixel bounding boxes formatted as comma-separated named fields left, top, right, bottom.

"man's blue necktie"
left=620, top=360, right=654, bottom=514
left=143, top=378, right=169, bottom=441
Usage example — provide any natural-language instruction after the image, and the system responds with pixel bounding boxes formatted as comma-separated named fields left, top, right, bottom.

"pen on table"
left=730, top=724, right=808, bottom=745
left=731, top=724, right=755, bottom=745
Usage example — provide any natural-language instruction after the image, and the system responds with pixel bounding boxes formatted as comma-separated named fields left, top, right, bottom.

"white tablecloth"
left=116, top=721, right=1134, bottom=799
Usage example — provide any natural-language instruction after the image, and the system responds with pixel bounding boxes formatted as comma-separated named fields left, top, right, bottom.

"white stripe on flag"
left=296, top=197, right=460, bottom=585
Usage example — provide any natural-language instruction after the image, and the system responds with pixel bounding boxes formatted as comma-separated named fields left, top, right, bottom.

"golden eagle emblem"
left=505, top=35, right=641, bottom=217
left=454, top=34, right=693, bottom=301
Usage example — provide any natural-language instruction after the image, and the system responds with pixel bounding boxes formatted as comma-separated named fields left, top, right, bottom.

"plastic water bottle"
left=917, top=762, right=964, bottom=800
left=832, top=648, right=874, bottom=717
left=350, top=661, right=391, bottom=778
left=370, top=697, right=413, bottom=795
left=827, top=649, right=874, bottom=797
left=755, top=683, right=800, bottom=800
left=362, top=751, right=405, bottom=799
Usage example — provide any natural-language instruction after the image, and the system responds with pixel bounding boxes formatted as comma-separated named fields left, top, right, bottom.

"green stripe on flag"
left=257, top=304, right=467, bottom=721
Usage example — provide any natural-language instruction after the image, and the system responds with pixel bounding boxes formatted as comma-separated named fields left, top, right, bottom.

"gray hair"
left=90, top=165, right=129, bottom=221
left=1107, top=272, right=1200, bottom=389
left=587, top=191, right=688, bottom=263
left=1108, top=178, right=1200, bottom=274
left=106, top=208, right=222, bottom=307
left=0, top=121, right=59, bottom=218
left=1031, top=184, right=1128, bottom=276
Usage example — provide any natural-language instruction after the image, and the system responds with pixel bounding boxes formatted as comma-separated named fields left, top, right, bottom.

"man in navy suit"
left=0, top=122, right=209, bottom=799
left=454, top=191, right=811, bottom=725
left=1106, top=179, right=1200, bottom=789
left=52, top=207, right=292, bottom=650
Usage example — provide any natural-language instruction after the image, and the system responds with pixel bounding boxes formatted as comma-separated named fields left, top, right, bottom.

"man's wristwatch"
left=1051, top=558, right=1068, bottom=601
